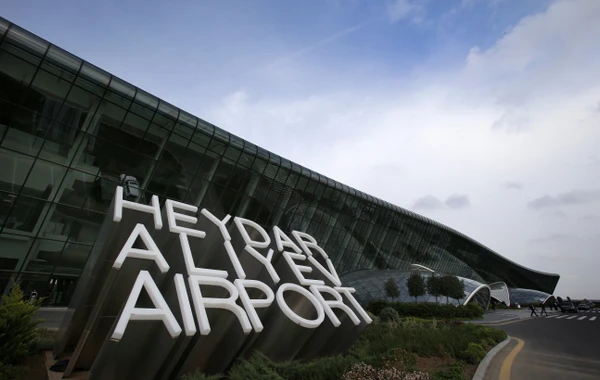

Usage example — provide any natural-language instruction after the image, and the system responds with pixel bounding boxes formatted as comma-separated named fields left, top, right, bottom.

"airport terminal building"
left=0, top=17, right=559, bottom=310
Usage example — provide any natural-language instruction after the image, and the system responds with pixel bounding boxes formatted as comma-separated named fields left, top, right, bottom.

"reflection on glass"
left=0, top=17, right=560, bottom=308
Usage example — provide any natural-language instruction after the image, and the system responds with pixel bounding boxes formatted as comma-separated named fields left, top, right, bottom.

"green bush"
left=472, top=326, right=507, bottom=344
left=431, top=362, right=465, bottom=380
left=459, top=343, right=486, bottom=364
left=366, top=311, right=377, bottom=323
left=228, top=352, right=284, bottom=380
left=184, top=316, right=504, bottom=380
left=180, top=370, right=222, bottom=380
left=0, top=284, right=42, bottom=364
left=0, top=362, right=27, bottom=380
left=401, top=317, right=442, bottom=330
left=228, top=351, right=356, bottom=380
left=481, top=337, right=497, bottom=351
left=352, top=321, right=501, bottom=361
left=379, top=307, right=400, bottom=323
left=382, top=348, right=417, bottom=372
left=366, top=300, right=484, bottom=320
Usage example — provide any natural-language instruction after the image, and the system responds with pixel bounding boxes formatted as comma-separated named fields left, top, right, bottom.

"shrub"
left=431, top=362, right=465, bottom=380
left=353, top=320, right=503, bottom=361
left=472, top=326, right=507, bottom=344
left=380, top=307, right=401, bottom=323
left=228, top=351, right=357, bottom=380
left=367, top=311, right=378, bottom=323
left=0, top=362, right=27, bottom=380
left=180, top=370, right=223, bottom=380
left=366, top=301, right=484, bottom=320
left=459, top=343, right=487, bottom=364
left=28, top=328, right=57, bottom=355
left=187, top=317, right=504, bottom=380
left=341, top=363, right=430, bottom=380
left=382, top=348, right=417, bottom=372
left=401, top=317, right=441, bottom=330
left=228, top=352, right=284, bottom=380
left=0, top=284, right=42, bottom=364
left=481, top=337, right=497, bottom=351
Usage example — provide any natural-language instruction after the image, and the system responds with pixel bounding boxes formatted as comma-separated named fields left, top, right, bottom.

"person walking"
left=540, top=303, right=548, bottom=316
left=530, top=304, right=538, bottom=317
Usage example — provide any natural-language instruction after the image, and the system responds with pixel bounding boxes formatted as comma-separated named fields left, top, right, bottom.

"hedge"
left=366, top=300, right=484, bottom=319
left=182, top=317, right=506, bottom=379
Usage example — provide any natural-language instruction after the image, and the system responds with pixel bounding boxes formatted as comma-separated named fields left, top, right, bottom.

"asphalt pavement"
left=36, top=307, right=68, bottom=330
left=484, top=310, right=600, bottom=380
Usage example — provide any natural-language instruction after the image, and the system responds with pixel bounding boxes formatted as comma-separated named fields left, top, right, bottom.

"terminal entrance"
left=18, top=275, right=77, bottom=307
left=45, top=277, right=77, bottom=306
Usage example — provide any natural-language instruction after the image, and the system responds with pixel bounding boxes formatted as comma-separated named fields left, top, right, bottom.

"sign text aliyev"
left=111, top=186, right=372, bottom=341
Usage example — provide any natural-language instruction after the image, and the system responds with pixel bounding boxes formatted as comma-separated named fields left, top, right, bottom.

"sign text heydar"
left=110, top=186, right=372, bottom=341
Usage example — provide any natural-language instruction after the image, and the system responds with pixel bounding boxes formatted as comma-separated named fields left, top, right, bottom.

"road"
left=484, top=310, right=600, bottom=380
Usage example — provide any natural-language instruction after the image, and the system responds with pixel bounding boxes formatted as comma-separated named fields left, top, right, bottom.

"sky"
left=3, top=0, right=599, bottom=298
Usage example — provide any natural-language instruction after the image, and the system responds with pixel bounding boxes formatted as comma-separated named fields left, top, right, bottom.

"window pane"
left=0, top=43, right=39, bottom=85
left=58, top=169, right=100, bottom=209
left=180, top=142, right=206, bottom=175
left=143, top=123, right=168, bottom=152
left=1, top=195, right=47, bottom=233
left=161, top=132, right=189, bottom=167
left=42, top=203, right=104, bottom=245
left=53, top=242, right=93, bottom=276
left=0, top=148, right=35, bottom=194
left=21, top=158, right=67, bottom=200
left=23, top=238, right=67, bottom=273
left=30, top=68, right=72, bottom=100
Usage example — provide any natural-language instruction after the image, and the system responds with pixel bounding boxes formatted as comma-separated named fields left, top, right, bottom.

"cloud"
left=587, top=156, right=600, bottom=166
left=579, top=214, right=600, bottom=224
left=267, top=21, right=369, bottom=69
left=502, top=181, right=524, bottom=190
left=445, top=194, right=471, bottom=209
left=412, top=195, right=444, bottom=210
left=528, top=233, right=577, bottom=244
left=196, top=0, right=600, bottom=297
left=527, top=189, right=600, bottom=210
left=491, top=108, right=530, bottom=133
left=539, top=210, right=568, bottom=219
left=411, top=194, right=471, bottom=210
left=387, top=0, right=423, bottom=23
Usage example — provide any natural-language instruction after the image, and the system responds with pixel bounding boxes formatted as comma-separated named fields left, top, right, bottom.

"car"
left=560, top=301, right=578, bottom=313
left=577, top=302, right=591, bottom=311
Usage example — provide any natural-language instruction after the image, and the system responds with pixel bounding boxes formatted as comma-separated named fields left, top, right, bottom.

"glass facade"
left=0, top=17, right=560, bottom=307
left=509, top=288, right=554, bottom=306
left=340, top=269, right=491, bottom=309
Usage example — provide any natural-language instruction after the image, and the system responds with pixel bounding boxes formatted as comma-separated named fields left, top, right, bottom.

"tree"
left=426, top=275, right=442, bottom=303
left=450, top=278, right=466, bottom=304
left=438, top=275, right=451, bottom=304
left=407, top=272, right=426, bottom=302
left=384, top=278, right=400, bottom=301
left=0, top=283, right=42, bottom=365
left=439, top=274, right=465, bottom=304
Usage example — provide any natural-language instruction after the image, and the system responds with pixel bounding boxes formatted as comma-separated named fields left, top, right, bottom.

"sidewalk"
left=36, top=307, right=68, bottom=330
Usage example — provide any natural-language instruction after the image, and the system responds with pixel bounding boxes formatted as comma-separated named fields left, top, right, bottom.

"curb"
left=472, top=336, right=512, bottom=380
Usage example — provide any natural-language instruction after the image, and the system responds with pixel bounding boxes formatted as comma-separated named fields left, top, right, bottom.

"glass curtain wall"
left=0, top=17, right=559, bottom=306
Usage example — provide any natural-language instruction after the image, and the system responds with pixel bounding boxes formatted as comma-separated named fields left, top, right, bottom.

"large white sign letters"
left=110, top=186, right=372, bottom=341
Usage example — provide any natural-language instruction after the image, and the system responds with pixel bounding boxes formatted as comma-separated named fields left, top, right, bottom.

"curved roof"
left=463, top=284, right=491, bottom=307
left=489, top=282, right=511, bottom=306
left=0, top=17, right=559, bottom=295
